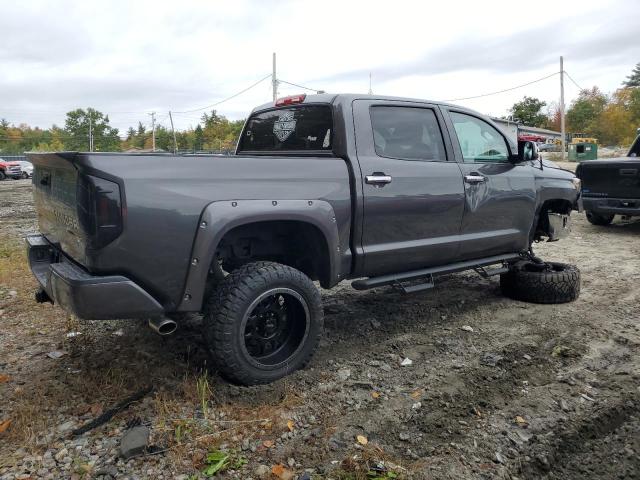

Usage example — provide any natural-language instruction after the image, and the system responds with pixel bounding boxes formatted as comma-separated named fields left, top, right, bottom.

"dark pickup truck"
left=26, top=93, right=582, bottom=384
left=576, top=133, right=640, bottom=225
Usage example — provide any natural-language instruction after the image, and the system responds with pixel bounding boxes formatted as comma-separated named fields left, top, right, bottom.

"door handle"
left=464, top=174, right=486, bottom=184
left=365, top=173, right=392, bottom=186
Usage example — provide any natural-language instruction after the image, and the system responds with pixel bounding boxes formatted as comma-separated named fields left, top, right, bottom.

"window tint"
left=238, top=105, right=332, bottom=152
left=370, top=106, right=446, bottom=161
left=450, top=112, right=509, bottom=163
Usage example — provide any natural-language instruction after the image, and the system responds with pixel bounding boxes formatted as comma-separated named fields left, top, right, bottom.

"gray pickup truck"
left=576, top=133, right=640, bottom=225
left=26, top=93, right=581, bottom=384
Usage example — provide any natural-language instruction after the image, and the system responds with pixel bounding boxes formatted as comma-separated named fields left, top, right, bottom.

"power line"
left=278, top=79, right=324, bottom=94
left=443, top=72, right=560, bottom=102
left=172, top=74, right=271, bottom=114
left=563, top=70, right=584, bottom=91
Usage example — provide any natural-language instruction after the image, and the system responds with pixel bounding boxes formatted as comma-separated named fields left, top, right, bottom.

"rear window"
left=238, top=105, right=332, bottom=152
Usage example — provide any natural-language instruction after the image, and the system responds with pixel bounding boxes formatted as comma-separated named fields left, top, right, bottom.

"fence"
left=0, top=155, right=28, bottom=162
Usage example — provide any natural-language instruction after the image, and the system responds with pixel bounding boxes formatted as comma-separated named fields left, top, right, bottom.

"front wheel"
left=586, top=211, right=614, bottom=226
left=202, top=261, right=323, bottom=385
left=0, top=170, right=6, bottom=181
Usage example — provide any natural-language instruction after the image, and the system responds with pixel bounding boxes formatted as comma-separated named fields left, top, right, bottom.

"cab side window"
left=370, top=106, right=447, bottom=161
left=450, top=112, right=509, bottom=163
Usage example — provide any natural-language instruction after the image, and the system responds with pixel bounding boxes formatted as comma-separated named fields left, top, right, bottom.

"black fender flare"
left=176, top=199, right=344, bottom=311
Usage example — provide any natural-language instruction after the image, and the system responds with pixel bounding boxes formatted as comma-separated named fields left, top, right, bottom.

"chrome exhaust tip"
left=148, top=317, right=177, bottom=336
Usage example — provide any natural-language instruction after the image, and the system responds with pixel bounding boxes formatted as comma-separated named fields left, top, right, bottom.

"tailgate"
left=577, top=159, right=640, bottom=199
left=27, top=153, right=88, bottom=263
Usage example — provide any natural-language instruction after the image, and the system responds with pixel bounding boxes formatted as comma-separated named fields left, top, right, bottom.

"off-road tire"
left=0, top=170, right=6, bottom=181
left=586, top=211, right=614, bottom=226
left=500, top=261, right=580, bottom=304
left=202, top=261, right=323, bottom=385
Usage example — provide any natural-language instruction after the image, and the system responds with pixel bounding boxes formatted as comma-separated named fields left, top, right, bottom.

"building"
left=491, top=117, right=561, bottom=144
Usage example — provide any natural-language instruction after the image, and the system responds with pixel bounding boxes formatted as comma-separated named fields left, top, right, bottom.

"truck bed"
left=577, top=157, right=640, bottom=199
left=27, top=152, right=353, bottom=310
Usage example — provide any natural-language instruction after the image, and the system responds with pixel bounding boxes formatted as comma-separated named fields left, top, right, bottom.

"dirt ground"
left=1, top=173, right=639, bottom=480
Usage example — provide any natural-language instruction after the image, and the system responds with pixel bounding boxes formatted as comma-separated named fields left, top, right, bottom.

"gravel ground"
left=0, top=176, right=639, bottom=480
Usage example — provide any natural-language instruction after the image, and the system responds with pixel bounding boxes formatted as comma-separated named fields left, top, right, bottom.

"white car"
left=17, top=161, right=33, bottom=178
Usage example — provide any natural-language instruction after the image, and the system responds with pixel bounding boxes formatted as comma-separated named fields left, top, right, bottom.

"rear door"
left=442, top=109, right=536, bottom=259
left=353, top=100, right=465, bottom=277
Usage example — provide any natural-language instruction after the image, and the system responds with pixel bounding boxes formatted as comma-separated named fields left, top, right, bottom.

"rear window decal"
left=273, top=111, right=296, bottom=142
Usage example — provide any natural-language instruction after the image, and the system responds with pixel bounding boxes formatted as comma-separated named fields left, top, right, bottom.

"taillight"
left=77, top=175, right=123, bottom=250
left=275, top=94, right=306, bottom=106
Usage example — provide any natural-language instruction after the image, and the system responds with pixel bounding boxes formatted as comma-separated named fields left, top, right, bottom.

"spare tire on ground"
left=500, top=261, right=580, bottom=304
left=586, top=211, right=615, bottom=226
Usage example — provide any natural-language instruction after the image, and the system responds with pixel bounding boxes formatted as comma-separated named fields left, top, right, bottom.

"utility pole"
left=272, top=52, right=278, bottom=101
left=368, top=72, right=373, bottom=95
left=560, top=56, right=566, bottom=161
left=88, top=110, right=93, bottom=152
left=148, top=112, right=156, bottom=152
left=169, top=111, right=178, bottom=154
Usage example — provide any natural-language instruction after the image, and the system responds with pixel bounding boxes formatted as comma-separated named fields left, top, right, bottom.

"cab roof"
left=251, top=93, right=469, bottom=115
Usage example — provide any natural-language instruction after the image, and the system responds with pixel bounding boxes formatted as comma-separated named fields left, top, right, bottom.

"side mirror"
left=516, top=140, right=539, bottom=162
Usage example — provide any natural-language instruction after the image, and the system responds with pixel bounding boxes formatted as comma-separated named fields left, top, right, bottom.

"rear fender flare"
left=177, top=199, right=341, bottom=311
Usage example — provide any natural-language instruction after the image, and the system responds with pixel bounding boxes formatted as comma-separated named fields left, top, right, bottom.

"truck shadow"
left=52, top=272, right=518, bottom=413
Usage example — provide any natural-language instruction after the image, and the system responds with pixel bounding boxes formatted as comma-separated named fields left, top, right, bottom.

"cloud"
left=0, top=0, right=638, bottom=131
left=316, top=14, right=640, bottom=85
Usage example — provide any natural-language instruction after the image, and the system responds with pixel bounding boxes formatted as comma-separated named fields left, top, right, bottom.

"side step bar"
left=351, top=253, right=520, bottom=291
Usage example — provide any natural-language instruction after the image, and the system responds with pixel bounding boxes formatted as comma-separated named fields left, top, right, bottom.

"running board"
left=351, top=253, right=520, bottom=291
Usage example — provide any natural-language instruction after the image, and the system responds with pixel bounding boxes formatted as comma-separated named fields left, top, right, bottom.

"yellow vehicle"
left=569, top=133, right=598, bottom=145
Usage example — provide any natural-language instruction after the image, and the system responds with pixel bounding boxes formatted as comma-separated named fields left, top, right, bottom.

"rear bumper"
left=583, top=197, right=640, bottom=216
left=26, top=234, right=164, bottom=320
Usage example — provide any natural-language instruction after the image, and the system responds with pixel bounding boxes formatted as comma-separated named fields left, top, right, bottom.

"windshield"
left=238, top=105, right=332, bottom=153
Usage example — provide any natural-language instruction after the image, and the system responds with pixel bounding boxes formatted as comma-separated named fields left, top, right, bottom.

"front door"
left=353, top=100, right=466, bottom=277
left=443, top=109, right=536, bottom=259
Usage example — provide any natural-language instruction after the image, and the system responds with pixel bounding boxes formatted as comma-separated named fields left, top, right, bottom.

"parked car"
left=26, top=93, right=582, bottom=384
left=16, top=161, right=33, bottom=178
left=576, top=133, right=640, bottom=225
left=0, top=158, right=23, bottom=180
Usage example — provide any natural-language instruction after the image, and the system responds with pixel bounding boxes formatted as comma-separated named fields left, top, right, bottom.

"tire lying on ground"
left=586, top=211, right=615, bottom=226
left=500, top=261, right=580, bottom=304
left=202, top=261, right=323, bottom=385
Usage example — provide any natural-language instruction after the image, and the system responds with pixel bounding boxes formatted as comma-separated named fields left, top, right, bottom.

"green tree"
left=135, top=122, right=146, bottom=148
left=566, top=87, right=607, bottom=133
left=623, top=62, right=640, bottom=88
left=193, top=124, right=204, bottom=151
left=64, top=108, right=121, bottom=152
left=510, top=96, right=547, bottom=127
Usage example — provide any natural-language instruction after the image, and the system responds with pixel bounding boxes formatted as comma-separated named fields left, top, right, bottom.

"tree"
left=64, top=108, right=121, bottom=152
left=193, top=124, right=204, bottom=151
left=135, top=122, right=146, bottom=149
left=591, top=88, right=640, bottom=146
left=623, top=62, right=640, bottom=88
left=509, top=96, right=547, bottom=127
left=566, top=87, right=607, bottom=133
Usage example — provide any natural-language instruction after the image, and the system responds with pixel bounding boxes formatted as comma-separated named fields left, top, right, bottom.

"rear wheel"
left=202, top=261, right=323, bottom=385
left=586, top=211, right=614, bottom=226
left=500, top=261, right=580, bottom=304
left=22, top=172, right=29, bottom=179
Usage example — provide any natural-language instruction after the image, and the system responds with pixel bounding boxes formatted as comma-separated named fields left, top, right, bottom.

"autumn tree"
left=510, top=96, right=547, bottom=127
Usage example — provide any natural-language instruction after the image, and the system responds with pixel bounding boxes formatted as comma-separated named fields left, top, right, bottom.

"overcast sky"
left=1, top=0, right=639, bottom=134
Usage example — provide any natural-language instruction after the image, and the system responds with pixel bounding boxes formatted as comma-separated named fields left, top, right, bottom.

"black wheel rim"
left=241, top=288, right=310, bottom=367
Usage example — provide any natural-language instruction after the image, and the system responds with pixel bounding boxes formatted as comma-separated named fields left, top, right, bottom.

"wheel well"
left=533, top=199, right=573, bottom=241
left=213, top=220, right=332, bottom=287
